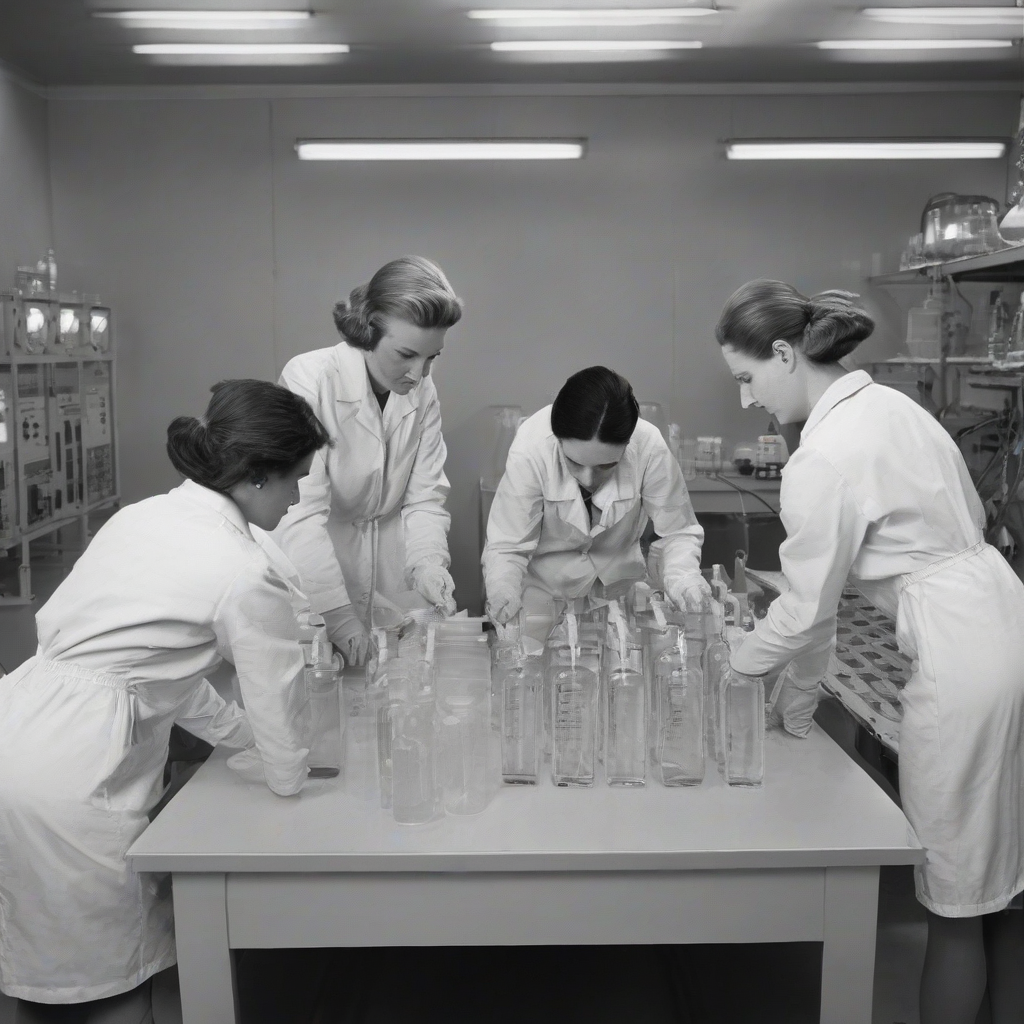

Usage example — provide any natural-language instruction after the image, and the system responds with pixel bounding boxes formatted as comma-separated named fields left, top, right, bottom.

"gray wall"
left=47, top=87, right=1019, bottom=612
left=0, top=65, right=51, bottom=295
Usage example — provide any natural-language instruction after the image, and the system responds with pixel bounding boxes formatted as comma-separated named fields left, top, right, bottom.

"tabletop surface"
left=130, top=716, right=922, bottom=873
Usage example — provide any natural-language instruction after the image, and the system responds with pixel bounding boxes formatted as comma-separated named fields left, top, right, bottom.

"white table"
left=130, top=718, right=922, bottom=1024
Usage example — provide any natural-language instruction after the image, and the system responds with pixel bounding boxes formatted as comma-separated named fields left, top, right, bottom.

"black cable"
left=710, top=473, right=781, bottom=515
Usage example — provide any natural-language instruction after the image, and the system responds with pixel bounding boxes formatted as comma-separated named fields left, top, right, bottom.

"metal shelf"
left=870, top=243, right=1024, bottom=285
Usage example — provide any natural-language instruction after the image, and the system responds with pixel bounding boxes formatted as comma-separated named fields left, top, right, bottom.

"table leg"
left=172, top=873, right=238, bottom=1024
left=820, top=865, right=880, bottom=1024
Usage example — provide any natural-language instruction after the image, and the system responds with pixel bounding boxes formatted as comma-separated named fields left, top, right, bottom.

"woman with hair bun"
left=483, top=366, right=707, bottom=627
left=0, top=380, right=330, bottom=1023
left=275, top=256, right=463, bottom=666
left=717, top=280, right=1024, bottom=1024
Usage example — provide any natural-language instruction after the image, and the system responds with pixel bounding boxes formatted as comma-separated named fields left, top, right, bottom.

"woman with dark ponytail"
left=0, top=380, right=330, bottom=1024
left=717, top=280, right=1024, bottom=1024
left=274, top=256, right=463, bottom=666
left=482, top=366, right=706, bottom=629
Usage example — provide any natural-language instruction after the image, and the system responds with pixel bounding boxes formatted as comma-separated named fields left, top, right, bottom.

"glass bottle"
left=1008, top=293, right=1024, bottom=361
left=721, top=668, right=765, bottom=788
left=655, top=628, right=705, bottom=786
left=391, top=672, right=439, bottom=823
left=501, top=655, right=542, bottom=784
left=702, top=601, right=729, bottom=772
left=304, top=653, right=344, bottom=779
left=987, top=290, right=1012, bottom=363
left=605, top=647, right=647, bottom=786
left=551, top=662, right=599, bottom=787
left=440, top=695, right=490, bottom=814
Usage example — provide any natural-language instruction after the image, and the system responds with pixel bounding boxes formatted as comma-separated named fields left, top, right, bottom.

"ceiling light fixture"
left=134, top=42, right=348, bottom=55
left=726, top=140, right=1007, bottom=160
left=97, top=10, right=313, bottom=30
left=817, top=37, right=1014, bottom=49
left=861, top=7, right=1024, bottom=27
left=490, top=39, right=702, bottom=51
left=295, top=140, right=586, bottom=160
left=468, top=7, right=717, bottom=26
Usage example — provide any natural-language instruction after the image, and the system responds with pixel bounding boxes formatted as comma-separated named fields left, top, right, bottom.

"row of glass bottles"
left=496, top=591, right=765, bottom=789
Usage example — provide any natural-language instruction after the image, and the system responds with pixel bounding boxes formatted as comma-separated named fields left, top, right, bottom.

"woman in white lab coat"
left=275, top=255, right=462, bottom=666
left=482, top=366, right=708, bottom=625
left=0, top=380, right=330, bottom=1024
left=716, top=281, right=1024, bottom=1024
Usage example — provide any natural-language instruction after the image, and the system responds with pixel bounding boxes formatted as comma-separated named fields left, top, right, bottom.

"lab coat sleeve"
left=481, top=448, right=545, bottom=596
left=402, top=381, right=453, bottom=576
left=213, top=559, right=309, bottom=796
left=273, top=365, right=352, bottom=614
left=174, top=681, right=255, bottom=750
left=640, top=438, right=704, bottom=586
left=730, top=449, right=870, bottom=677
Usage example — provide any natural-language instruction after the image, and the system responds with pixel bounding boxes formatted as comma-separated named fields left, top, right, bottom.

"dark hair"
left=715, top=280, right=875, bottom=364
left=551, top=366, right=640, bottom=445
left=332, top=255, right=463, bottom=351
left=166, top=379, right=331, bottom=492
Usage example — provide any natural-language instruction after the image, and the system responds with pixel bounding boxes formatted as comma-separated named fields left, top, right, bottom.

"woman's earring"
left=254, top=479, right=265, bottom=490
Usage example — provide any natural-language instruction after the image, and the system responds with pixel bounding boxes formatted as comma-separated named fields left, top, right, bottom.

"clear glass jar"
left=550, top=664, right=599, bottom=787
left=655, top=630, right=705, bottom=786
left=501, top=656, right=543, bottom=784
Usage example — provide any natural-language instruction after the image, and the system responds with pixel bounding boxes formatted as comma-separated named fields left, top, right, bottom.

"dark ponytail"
left=167, top=379, right=331, bottom=492
left=551, top=366, right=639, bottom=445
left=716, top=279, right=874, bottom=365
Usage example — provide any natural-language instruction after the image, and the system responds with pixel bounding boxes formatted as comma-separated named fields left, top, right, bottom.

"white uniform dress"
left=274, top=342, right=452, bottom=623
left=0, top=480, right=310, bottom=1003
left=731, top=370, right=1024, bottom=917
left=482, top=408, right=704, bottom=606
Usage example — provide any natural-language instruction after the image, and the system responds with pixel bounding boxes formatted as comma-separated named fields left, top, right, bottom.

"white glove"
left=761, top=638, right=834, bottom=738
left=666, top=573, right=713, bottom=614
left=486, top=581, right=523, bottom=626
left=226, top=746, right=267, bottom=785
left=410, top=564, right=457, bottom=616
left=322, top=604, right=369, bottom=667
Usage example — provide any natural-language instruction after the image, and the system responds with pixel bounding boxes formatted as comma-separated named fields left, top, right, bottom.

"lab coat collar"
left=331, top=341, right=419, bottom=436
left=801, top=369, right=873, bottom=441
left=548, top=435, right=638, bottom=535
left=175, top=479, right=255, bottom=541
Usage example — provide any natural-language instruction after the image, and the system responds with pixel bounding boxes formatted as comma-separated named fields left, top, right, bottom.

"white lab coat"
left=731, top=370, right=1024, bottom=917
left=482, top=407, right=704, bottom=603
left=0, top=480, right=310, bottom=1003
left=274, top=342, right=451, bottom=623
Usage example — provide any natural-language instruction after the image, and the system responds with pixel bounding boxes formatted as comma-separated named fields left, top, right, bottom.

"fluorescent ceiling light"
left=295, top=140, right=585, bottom=160
left=491, top=39, right=702, bottom=50
left=468, top=7, right=717, bottom=26
left=817, top=37, right=1014, bottom=48
left=134, top=42, right=348, bottom=55
left=96, top=9, right=312, bottom=29
left=861, top=7, right=1024, bottom=27
left=726, top=140, right=1007, bottom=160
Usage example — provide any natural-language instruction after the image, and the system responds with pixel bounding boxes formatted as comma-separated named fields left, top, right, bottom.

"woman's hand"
left=411, top=565, right=457, bottom=616
left=322, top=604, right=370, bottom=666
left=486, top=582, right=523, bottom=625
left=666, top=573, right=713, bottom=613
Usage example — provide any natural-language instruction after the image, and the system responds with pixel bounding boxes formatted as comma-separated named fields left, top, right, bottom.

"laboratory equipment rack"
left=0, top=344, right=120, bottom=606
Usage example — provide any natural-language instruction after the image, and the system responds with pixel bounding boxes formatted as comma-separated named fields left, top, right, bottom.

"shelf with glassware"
left=0, top=291, right=119, bottom=605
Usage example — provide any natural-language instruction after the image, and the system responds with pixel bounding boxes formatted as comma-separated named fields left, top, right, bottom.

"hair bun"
left=802, top=291, right=874, bottom=363
left=332, top=284, right=375, bottom=348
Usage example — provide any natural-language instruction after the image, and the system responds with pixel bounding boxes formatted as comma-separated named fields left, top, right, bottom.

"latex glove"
left=227, top=746, right=267, bottom=785
left=410, top=564, right=457, bottom=616
left=486, top=581, right=523, bottom=626
left=666, top=573, right=713, bottom=614
left=322, top=604, right=369, bottom=667
left=763, top=639, right=834, bottom=738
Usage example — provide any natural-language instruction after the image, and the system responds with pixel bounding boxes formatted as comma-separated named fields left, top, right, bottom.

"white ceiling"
left=2, top=0, right=1022, bottom=87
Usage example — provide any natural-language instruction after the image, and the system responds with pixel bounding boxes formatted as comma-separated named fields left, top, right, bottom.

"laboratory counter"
left=131, top=680, right=921, bottom=1024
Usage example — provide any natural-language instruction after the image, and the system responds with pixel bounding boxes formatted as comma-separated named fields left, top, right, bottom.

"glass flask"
left=439, top=695, right=490, bottom=814
left=655, top=629, right=705, bottom=786
left=721, top=668, right=765, bottom=788
left=551, top=663, right=599, bottom=787
left=370, top=656, right=423, bottom=810
left=501, top=655, right=542, bottom=784
left=304, top=653, right=344, bottom=779
left=702, top=601, right=730, bottom=773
